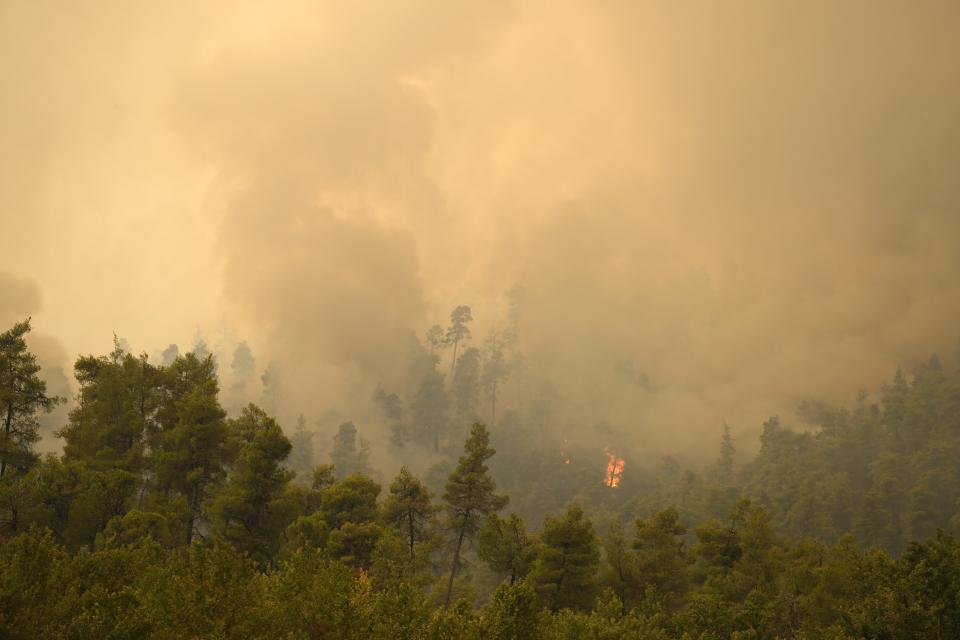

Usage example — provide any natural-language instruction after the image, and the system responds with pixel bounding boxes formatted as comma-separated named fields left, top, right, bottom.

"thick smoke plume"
left=2, top=1, right=959, bottom=461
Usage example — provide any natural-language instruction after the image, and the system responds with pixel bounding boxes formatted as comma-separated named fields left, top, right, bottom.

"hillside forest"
left=2, top=312, right=960, bottom=639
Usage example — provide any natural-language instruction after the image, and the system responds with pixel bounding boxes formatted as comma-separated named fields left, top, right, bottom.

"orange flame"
left=561, top=439, right=571, bottom=465
left=604, top=448, right=625, bottom=487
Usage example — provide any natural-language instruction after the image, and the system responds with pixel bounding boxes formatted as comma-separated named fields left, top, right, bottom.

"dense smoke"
left=2, top=1, right=959, bottom=460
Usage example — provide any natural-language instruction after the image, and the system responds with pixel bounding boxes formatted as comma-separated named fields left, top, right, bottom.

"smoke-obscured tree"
left=0, top=319, right=62, bottom=478
left=442, top=423, right=508, bottom=608
left=330, top=421, right=370, bottom=479
left=259, top=364, right=280, bottom=415
left=482, top=331, right=510, bottom=430
left=452, top=347, right=480, bottom=422
left=445, top=305, right=473, bottom=379
left=413, top=370, right=448, bottom=453
left=160, top=344, right=179, bottom=366
left=477, top=512, right=537, bottom=585
left=288, top=413, right=314, bottom=481
left=381, top=466, right=437, bottom=562
left=425, top=324, right=446, bottom=358
left=191, top=335, right=212, bottom=363
left=229, top=341, right=255, bottom=402
left=372, top=385, right=406, bottom=449
left=209, top=404, right=293, bottom=564
left=716, top=422, right=735, bottom=489
left=531, top=504, right=600, bottom=611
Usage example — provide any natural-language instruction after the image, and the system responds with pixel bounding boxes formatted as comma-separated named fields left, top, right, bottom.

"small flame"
left=604, top=448, right=625, bottom=487
left=560, top=438, right=571, bottom=465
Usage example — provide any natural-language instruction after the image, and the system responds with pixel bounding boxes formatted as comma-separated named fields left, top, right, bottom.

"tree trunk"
left=449, top=339, right=459, bottom=382
left=1, top=398, right=13, bottom=478
left=407, top=510, right=416, bottom=562
left=444, top=525, right=467, bottom=609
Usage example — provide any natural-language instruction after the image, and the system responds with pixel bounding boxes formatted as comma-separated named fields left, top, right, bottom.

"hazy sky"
left=2, top=1, right=959, bottom=455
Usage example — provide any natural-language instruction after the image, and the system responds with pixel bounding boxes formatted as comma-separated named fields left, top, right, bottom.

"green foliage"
left=382, top=466, right=437, bottom=562
left=330, top=421, right=370, bottom=478
left=5, top=321, right=960, bottom=638
left=478, top=512, right=537, bottom=584
left=532, top=504, right=600, bottom=611
left=150, top=353, right=228, bottom=544
left=414, top=369, right=449, bottom=453
left=209, top=403, right=294, bottom=564
left=0, top=319, right=62, bottom=478
left=443, top=423, right=508, bottom=607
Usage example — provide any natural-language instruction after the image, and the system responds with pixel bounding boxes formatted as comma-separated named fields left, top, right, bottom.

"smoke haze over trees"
left=3, top=1, right=960, bottom=637
left=3, top=1, right=960, bottom=460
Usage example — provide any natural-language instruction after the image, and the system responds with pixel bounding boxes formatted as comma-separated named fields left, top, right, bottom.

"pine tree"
left=382, top=466, right=436, bottom=562
left=482, top=331, right=510, bottom=430
left=599, top=520, right=640, bottom=614
left=452, top=347, right=480, bottom=421
left=413, top=371, right=448, bottom=453
left=531, top=504, right=600, bottom=611
left=209, top=404, right=293, bottom=563
left=0, top=319, right=62, bottom=478
left=478, top=513, right=537, bottom=585
left=632, top=507, right=690, bottom=608
left=445, top=305, right=473, bottom=380
left=443, top=423, right=508, bottom=607
left=151, top=353, right=228, bottom=544
left=717, top=422, right=735, bottom=489
left=288, top=413, right=314, bottom=480
left=330, top=422, right=370, bottom=478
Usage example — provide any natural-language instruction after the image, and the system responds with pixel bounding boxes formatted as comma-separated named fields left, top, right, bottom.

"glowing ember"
left=604, top=448, right=625, bottom=487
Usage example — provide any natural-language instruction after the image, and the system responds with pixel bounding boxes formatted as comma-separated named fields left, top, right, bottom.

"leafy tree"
left=382, top=466, right=436, bottom=562
left=0, top=319, right=62, bottom=478
left=443, top=423, right=508, bottom=607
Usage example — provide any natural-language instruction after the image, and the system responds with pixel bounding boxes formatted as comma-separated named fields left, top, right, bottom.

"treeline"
left=4, top=317, right=960, bottom=637
left=634, top=355, right=960, bottom=556
left=5, top=512, right=960, bottom=639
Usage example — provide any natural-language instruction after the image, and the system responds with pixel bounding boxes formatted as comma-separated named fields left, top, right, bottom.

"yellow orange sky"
left=2, top=0, right=959, bottom=456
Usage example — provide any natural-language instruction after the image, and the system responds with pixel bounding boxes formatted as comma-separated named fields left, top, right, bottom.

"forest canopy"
left=2, top=316, right=960, bottom=638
